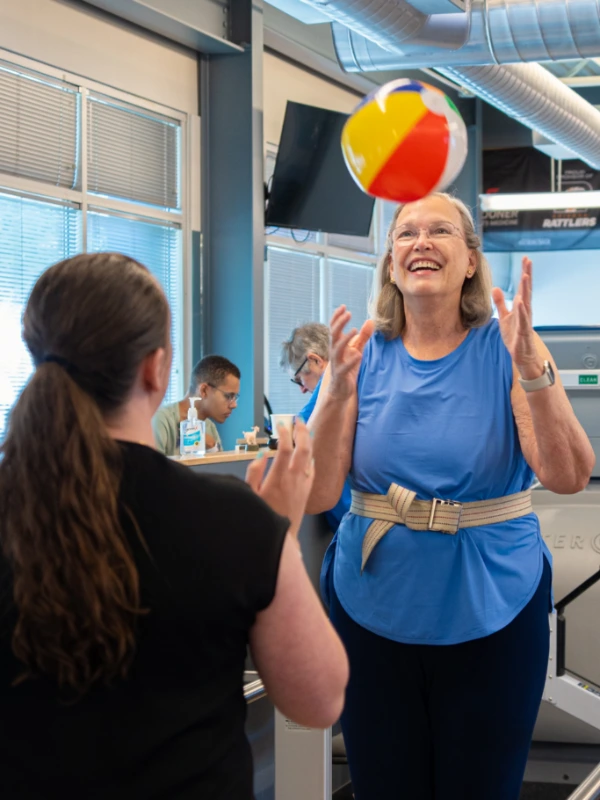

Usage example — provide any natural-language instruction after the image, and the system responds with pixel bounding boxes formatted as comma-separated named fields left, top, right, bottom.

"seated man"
left=280, top=323, right=350, bottom=530
left=153, top=355, right=240, bottom=456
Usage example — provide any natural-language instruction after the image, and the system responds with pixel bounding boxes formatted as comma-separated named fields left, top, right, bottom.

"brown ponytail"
left=0, top=253, right=170, bottom=695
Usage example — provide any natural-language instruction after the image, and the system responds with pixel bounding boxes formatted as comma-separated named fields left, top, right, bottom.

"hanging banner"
left=559, top=160, right=600, bottom=191
left=483, top=147, right=552, bottom=194
left=482, top=149, right=600, bottom=250
left=483, top=208, right=600, bottom=252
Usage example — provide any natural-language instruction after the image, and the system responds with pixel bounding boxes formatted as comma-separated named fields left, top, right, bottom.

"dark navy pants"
left=330, top=558, right=551, bottom=800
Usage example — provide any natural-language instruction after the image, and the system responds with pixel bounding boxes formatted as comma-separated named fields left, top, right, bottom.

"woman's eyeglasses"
left=389, top=220, right=463, bottom=246
left=290, top=357, right=309, bottom=386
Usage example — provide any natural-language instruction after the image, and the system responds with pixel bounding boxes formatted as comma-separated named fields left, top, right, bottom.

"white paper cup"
left=270, top=413, right=296, bottom=439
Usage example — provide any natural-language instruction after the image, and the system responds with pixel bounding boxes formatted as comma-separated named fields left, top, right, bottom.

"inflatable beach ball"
left=341, top=79, right=468, bottom=203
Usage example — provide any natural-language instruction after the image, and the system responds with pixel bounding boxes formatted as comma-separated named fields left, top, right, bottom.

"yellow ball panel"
left=342, top=92, right=428, bottom=191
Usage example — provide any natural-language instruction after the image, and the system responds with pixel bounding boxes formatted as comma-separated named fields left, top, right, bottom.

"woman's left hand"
left=492, top=257, right=543, bottom=378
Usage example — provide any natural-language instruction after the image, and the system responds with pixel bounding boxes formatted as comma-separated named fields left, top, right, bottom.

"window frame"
left=264, top=145, right=392, bottom=409
left=0, top=47, right=193, bottom=402
left=265, top=236, right=380, bottom=388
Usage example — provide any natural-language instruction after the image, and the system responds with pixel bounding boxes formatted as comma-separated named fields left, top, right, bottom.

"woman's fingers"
left=271, top=423, right=293, bottom=468
left=330, top=309, right=353, bottom=346
left=355, top=319, right=375, bottom=353
left=260, top=424, right=293, bottom=492
left=330, top=305, right=373, bottom=363
left=522, top=258, right=533, bottom=314
left=492, top=287, right=509, bottom=319
left=331, top=327, right=358, bottom=361
left=245, top=452, right=269, bottom=492
left=252, top=419, right=314, bottom=529
left=516, top=295, right=532, bottom=335
left=521, top=274, right=531, bottom=318
left=329, top=305, right=348, bottom=330
left=289, top=419, right=313, bottom=478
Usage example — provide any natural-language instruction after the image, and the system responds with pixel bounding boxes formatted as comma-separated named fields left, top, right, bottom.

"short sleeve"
left=203, top=476, right=290, bottom=613
left=119, top=449, right=291, bottom=627
left=206, top=419, right=223, bottom=451
left=297, top=380, right=321, bottom=422
left=152, top=408, right=174, bottom=455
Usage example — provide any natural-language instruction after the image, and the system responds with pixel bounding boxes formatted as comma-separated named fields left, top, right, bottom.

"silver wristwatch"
left=518, top=360, right=556, bottom=392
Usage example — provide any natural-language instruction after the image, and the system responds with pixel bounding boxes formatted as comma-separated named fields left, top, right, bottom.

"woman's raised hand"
left=245, top=419, right=314, bottom=536
left=492, top=257, right=542, bottom=376
left=328, top=306, right=374, bottom=401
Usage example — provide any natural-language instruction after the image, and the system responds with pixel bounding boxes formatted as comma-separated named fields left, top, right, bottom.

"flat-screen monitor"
left=266, top=101, right=375, bottom=237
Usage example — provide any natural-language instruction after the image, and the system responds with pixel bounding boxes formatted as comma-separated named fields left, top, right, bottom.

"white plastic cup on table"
left=270, top=414, right=296, bottom=439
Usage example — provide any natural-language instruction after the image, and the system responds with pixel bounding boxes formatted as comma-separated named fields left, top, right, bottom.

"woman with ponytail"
left=0, top=253, right=348, bottom=798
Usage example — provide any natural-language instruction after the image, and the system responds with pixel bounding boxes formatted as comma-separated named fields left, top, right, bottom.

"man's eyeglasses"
left=290, top=357, right=309, bottom=386
left=207, top=384, right=240, bottom=404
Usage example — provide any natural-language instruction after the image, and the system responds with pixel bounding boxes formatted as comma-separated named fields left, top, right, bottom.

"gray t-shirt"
left=152, top=401, right=222, bottom=456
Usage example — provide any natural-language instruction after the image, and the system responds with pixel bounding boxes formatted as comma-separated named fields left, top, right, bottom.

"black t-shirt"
left=0, top=442, right=288, bottom=798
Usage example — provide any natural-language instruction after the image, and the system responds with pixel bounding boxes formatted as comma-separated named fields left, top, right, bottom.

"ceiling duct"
left=441, top=63, right=600, bottom=169
left=291, top=0, right=600, bottom=169
left=329, top=20, right=600, bottom=168
left=325, top=0, right=600, bottom=68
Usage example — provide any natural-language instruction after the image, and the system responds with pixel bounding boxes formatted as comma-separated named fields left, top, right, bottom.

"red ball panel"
left=368, top=110, right=450, bottom=203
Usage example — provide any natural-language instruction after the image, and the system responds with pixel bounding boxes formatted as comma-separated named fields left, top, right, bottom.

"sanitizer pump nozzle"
left=188, top=397, right=199, bottom=420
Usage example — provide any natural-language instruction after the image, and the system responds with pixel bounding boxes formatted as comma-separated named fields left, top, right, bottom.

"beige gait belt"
left=350, top=484, right=534, bottom=571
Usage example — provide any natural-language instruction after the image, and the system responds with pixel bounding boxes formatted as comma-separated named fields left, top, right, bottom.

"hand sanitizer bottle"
left=180, top=397, right=206, bottom=457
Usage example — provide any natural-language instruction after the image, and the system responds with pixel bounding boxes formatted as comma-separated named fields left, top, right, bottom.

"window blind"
left=327, top=228, right=374, bottom=255
left=0, top=191, right=81, bottom=438
left=0, top=62, right=78, bottom=189
left=379, top=199, right=399, bottom=248
left=266, top=246, right=320, bottom=416
left=87, top=93, right=180, bottom=209
left=87, top=210, right=182, bottom=402
left=328, top=258, right=374, bottom=331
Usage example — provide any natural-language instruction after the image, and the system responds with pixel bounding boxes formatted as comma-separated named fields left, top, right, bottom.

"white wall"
left=0, top=0, right=198, bottom=113
left=263, top=51, right=361, bottom=147
left=487, top=249, right=600, bottom=327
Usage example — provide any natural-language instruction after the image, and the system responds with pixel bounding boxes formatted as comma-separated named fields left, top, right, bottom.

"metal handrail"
left=555, top=566, right=600, bottom=677
left=544, top=565, right=600, bottom=799
left=567, top=762, right=600, bottom=800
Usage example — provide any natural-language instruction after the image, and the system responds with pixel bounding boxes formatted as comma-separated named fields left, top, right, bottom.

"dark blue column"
left=200, top=0, right=265, bottom=450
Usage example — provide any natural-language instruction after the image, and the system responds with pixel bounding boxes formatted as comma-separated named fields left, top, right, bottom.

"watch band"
left=518, top=361, right=553, bottom=392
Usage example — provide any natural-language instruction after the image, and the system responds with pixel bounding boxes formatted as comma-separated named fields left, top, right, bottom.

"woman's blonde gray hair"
left=369, top=192, right=493, bottom=340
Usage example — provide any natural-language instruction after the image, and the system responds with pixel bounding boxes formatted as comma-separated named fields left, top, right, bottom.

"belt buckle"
left=428, top=498, right=463, bottom=534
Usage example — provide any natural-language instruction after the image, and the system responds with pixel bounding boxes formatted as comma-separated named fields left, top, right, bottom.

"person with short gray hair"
left=280, top=323, right=330, bottom=396
left=280, top=322, right=351, bottom=533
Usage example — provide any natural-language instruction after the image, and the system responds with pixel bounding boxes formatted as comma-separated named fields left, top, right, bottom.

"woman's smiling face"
left=389, top=195, right=477, bottom=301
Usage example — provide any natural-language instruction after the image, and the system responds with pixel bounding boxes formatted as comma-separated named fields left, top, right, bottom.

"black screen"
left=266, top=101, right=375, bottom=237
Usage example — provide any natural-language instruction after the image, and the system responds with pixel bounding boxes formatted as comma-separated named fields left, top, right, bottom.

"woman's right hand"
left=245, top=419, right=314, bottom=537
left=328, top=305, right=374, bottom=401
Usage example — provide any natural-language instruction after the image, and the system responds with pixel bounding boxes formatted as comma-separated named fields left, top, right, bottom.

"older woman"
left=308, top=192, right=594, bottom=800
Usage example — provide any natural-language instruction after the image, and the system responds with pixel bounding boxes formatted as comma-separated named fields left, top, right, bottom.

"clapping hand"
left=328, top=305, right=375, bottom=401
left=245, top=419, right=314, bottom=537
left=492, top=257, right=543, bottom=379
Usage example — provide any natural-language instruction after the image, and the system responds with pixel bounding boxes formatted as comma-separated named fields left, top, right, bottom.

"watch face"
left=545, top=360, right=556, bottom=385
